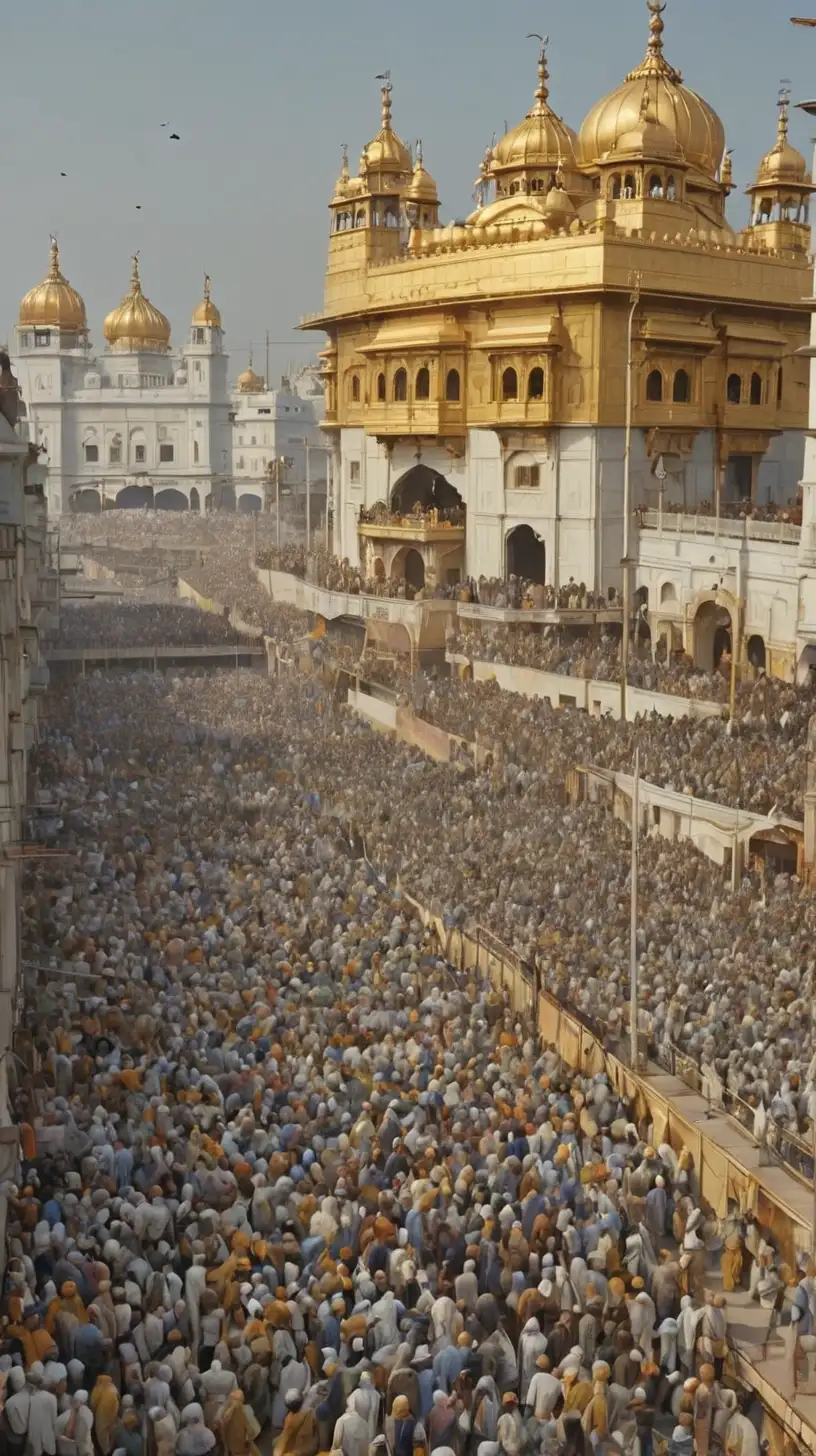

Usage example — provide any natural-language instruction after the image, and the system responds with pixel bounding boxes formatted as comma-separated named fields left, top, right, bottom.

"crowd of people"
left=653, top=501, right=801, bottom=528
left=46, top=606, right=250, bottom=652
left=446, top=631, right=731, bottom=707
left=3, top=663, right=796, bottom=1456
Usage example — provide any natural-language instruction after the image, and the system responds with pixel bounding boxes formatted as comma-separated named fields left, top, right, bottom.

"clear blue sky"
left=4, top=0, right=813, bottom=382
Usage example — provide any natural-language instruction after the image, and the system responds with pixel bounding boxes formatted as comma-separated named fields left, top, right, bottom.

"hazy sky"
left=5, top=0, right=814, bottom=382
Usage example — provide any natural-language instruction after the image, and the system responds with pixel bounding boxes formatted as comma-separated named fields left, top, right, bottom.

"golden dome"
left=192, top=274, right=222, bottom=329
left=19, top=239, right=87, bottom=331
left=578, top=1, right=725, bottom=179
left=104, top=254, right=171, bottom=353
left=490, top=43, right=578, bottom=179
left=753, top=98, right=809, bottom=186
left=404, top=141, right=438, bottom=203
left=361, top=78, right=412, bottom=179
left=237, top=361, right=265, bottom=393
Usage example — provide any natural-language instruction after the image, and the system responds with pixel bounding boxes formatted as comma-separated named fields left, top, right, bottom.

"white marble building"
left=11, top=243, right=231, bottom=516
left=231, top=364, right=328, bottom=515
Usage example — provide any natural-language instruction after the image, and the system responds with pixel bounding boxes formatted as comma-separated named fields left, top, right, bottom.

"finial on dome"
left=527, top=33, right=549, bottom=109
left=647, top=0, right=666, bottom=57
left=777, top=85, right=791, bottom=147
left=340, top=142, right=349, bottom=181
left=416, top=138, right=423, bottom=167
left=131, top=252, right=142, bottom=295
left=49, top=235, right=60, bottom=278
left=721, top=149, right=734, bottom=191
left=203, top=273, right=211, bottom=303
left=376, top=70, right=393, bottom=132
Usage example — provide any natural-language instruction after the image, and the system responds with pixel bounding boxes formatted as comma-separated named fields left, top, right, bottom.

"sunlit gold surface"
left=19, top=239, right=87, bottom=331
left=236, top=364, right=265, bottom=393
left=360, top=81, right=412, bottom=177
left=578, top=2, right=724, bottom=176
left=490, top=45, right=579, bottom=179
left=192, top=273, right=222, bottom=329
left=104, top=254, right=171, bottom=353
left=404, top=143, right=438, bottom=203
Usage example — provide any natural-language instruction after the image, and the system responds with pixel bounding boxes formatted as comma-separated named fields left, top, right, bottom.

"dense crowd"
left=447, top=631, right=732, bottom=706
left=45, top=606, right=249, bottom=651
left=654, top=501, right=801, bottom=527
left=3, top=665, right=796, bottom=1456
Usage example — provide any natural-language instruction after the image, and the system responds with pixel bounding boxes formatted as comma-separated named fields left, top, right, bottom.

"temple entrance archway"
left=189, top=487, right=201, bottom=513
left=798, top=644, right=816, bottom=685
left=506, top=524, right=546, bottom=584
left=747, top=634, right=766, bottom=671
left=114, top=484, right=153, bottom=510
left=391, top=463, right=463, bottom=516
left=70, top=488, right=101, bottom=513
left=238, top=493, right=262, bottom=513
left=390, top=546, right=426, bottom=593
left=154, top=488, right=189, bottom=511
left=693, top=598, right=733, bottom=672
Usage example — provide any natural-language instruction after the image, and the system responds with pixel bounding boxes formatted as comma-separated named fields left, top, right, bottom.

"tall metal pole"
left=325, top=452, right=331, bottom=551
left=621, top=273, right=641, bottom=723
left=630, top=746, right=640, bottom=1069
left=305, top=442, right=311, bottom=550
left=265, top=330, right=270, bottom=391
left=275, top=461, right=281, bottom=549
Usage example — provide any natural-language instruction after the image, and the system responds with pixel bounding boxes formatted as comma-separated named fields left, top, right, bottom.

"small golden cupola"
left=403, top=141, right=440, bottom=229
left=236, top=358, right=265, bottom=393
left=744, top=95, right=814, bottom=254
left=192, top=274, right=222, bottom=330
left=487, top=39, right=582, bottom=202
left=359, top=74, right=413, bottom=195
left=104, top=254, right=171, bottom=353
left=19, top=238, right=87, bottom=336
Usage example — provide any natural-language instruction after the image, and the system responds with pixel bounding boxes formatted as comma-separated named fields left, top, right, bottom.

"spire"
left=721, top=149, right=734, bottom=191
left=377, top=70, right=393, bottom=132
left=203, top=273, right=211, bottom=304
left=49, top=236, right=61, bottom=279
left=777, top=89, right=791, bottom=149
left=130, top=252, right=142, bottom=296
left=534, top=37, right=549, bottom=109
left=627, top=0, right=682, bottom=82
left=340, top=142, right=349, bottom=182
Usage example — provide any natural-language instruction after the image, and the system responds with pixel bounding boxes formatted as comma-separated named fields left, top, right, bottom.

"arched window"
left=611, top=175, right=622, bottom=200
left=393, top=367, right=407, bottom=402
left=415, top=366, right=430, bottom=400
left=649, top=174, right=663, bottom=198
left=445, top=368, right=461, bottom=402
left=355, top=209, right=365, bottom=228
left=777, top=366, right=784, bottom=405
left=673, top=369, right=691, bottom=404
left=646, top=369, right=663, bottom=403
left=667, top=175, right=677, bottom=200
left=727, top=373, right=742, bottom=405
left=527, top=366, right=545, bottom=400
left=351, top=374, right=361, bottom=403
left=376, top=372, right=386, bottom=402
left=750, top=372, right=763, bottom=406
left=193, top=440, right=200, bottom=464
left=109, top=433, right=122, bottom=465
left=624, top=173, right=636, bottom=198
left=502, top=366, right=518, bottom=401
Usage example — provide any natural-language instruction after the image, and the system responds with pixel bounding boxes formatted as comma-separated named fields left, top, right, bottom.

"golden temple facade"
left=305, top=1, right=812, bottom=616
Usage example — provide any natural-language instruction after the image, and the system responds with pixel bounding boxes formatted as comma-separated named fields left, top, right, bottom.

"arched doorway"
left=404, top=549, right=425, bottom=592
left=506, top=524, right=546, bottom=584
left=71, top=488, right=101, bottom=513
left=693, top=599, right=733, bottom=672
left=154, top=488, right=189, bottom=511
left=373, top=557, right=385, bottom=583
left=798, top=644, right=816, bottom=685
left=391, top=463, right=463, bottom=517
left=237, top=493, right=262, bottom=513
left=114, top=484, right=154, bottom=510
left=747, top=634, right=766, bottom=671
left=189, top=486, right=201, bottom=513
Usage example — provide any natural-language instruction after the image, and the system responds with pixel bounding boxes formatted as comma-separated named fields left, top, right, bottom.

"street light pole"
left=630, top=746, right=640, bottom=1068
left=621, top=271, right=642, bottom=723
